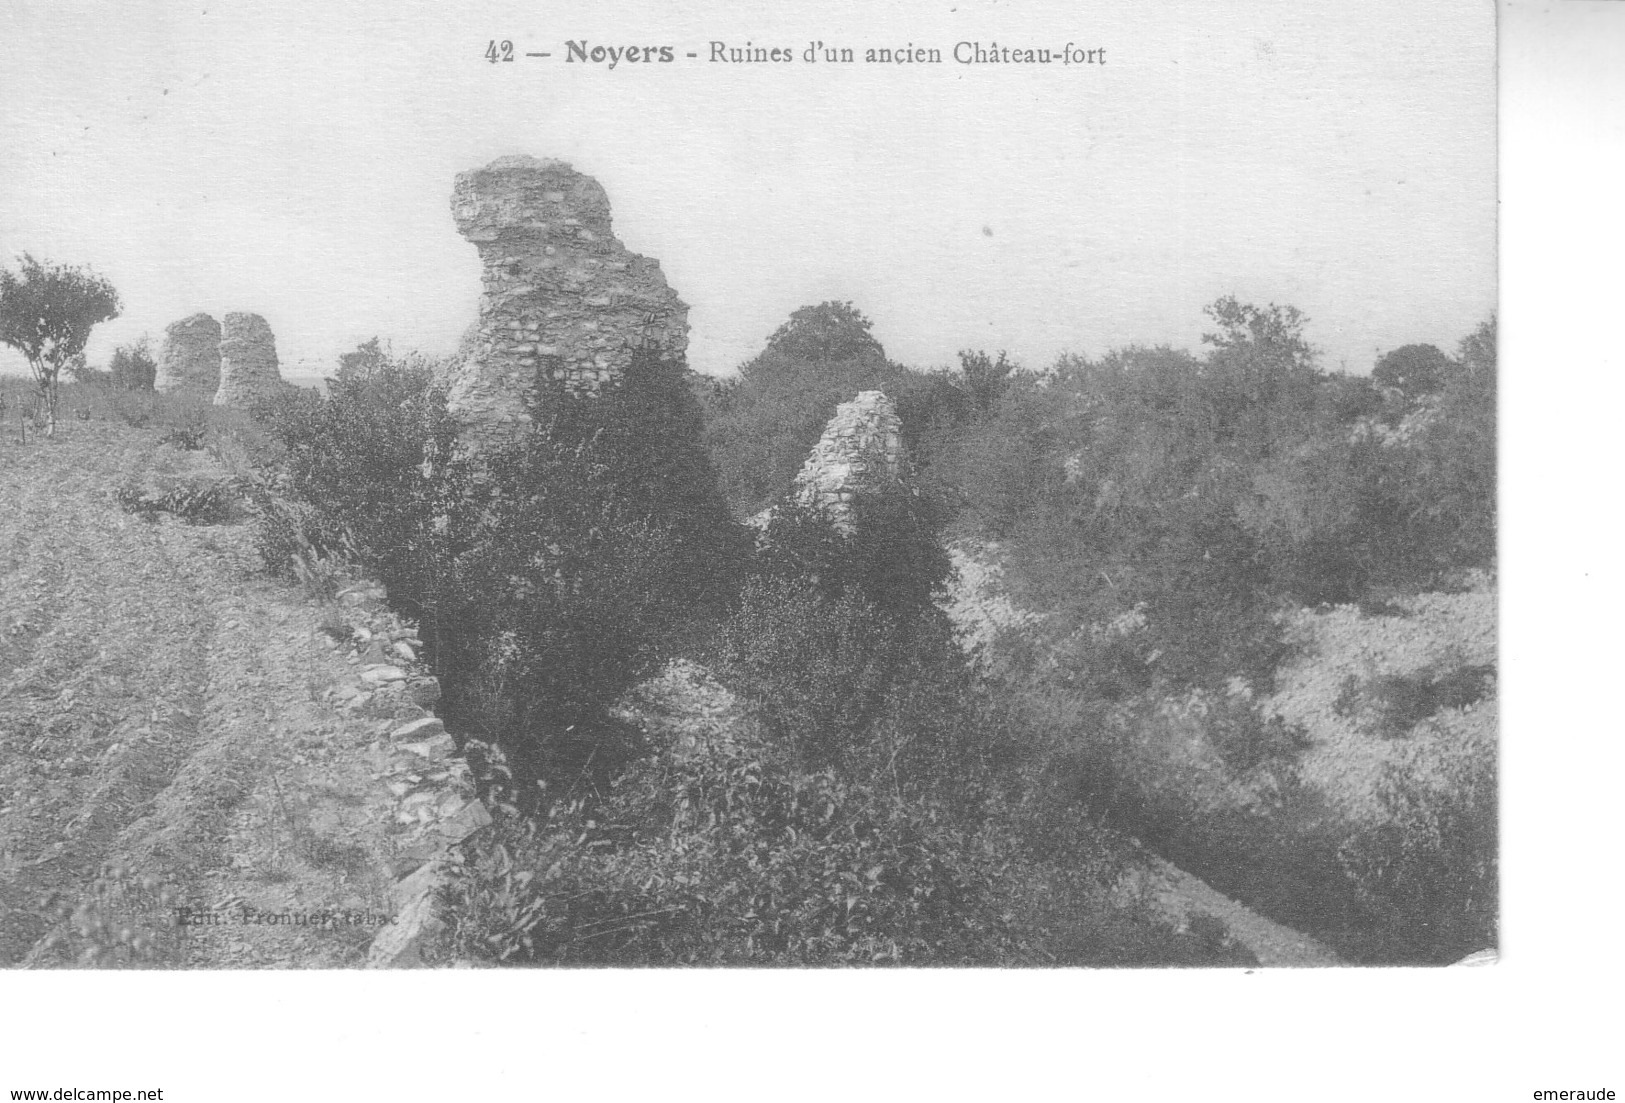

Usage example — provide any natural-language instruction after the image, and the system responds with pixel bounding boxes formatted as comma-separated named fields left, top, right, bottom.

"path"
left=1, top=422, right=398, bottom=967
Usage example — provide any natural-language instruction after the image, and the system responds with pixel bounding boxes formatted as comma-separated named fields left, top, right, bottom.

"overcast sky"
left=0, top=0, right=1495, bottom=380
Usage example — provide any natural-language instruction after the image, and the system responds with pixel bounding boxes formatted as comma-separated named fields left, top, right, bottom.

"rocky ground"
left=939, top=540, right=1346, bottom=967
left=0, top=419, right=459, bottom=967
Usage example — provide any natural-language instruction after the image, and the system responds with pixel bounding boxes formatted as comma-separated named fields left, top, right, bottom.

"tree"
left=957, top=349, right=1016, bottom=415
left=335, top=336, right=392, bottom=384
left=1455, top=314, right=1496, bottom=381
left=762, top=300, right=885, bottom=364
left=109, top=337, right=158, bottom=391
left=1372, top=343, right=1455, bottom=400
left=1200, top=296, right=1321, bottom=453
left=1201, top=296, right=1317, bottom=368
left=0, top=254, right=121, bottom=436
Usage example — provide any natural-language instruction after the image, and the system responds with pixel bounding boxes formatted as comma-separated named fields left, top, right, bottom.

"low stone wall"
left=315, top=580, right=492, bottom=968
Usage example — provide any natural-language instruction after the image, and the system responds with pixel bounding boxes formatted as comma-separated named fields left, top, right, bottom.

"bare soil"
left=0, top=420, right=401, bottom=967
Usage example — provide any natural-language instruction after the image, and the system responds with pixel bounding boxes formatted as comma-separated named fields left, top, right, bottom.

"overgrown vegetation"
left=109, top=337, right=158, bottom=391
left=692, top=300, right=1497, bottom=964
left=255, top=341, right=743, bottom=797
left=237, top=296, right=1494, bottom=966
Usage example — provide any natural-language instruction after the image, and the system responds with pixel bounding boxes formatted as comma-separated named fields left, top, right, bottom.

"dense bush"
left=1372, top=343, right=1454, bottom=401
left=716, top=576, right=901, bottom=764
left=539, top=346, right=750, bottom=610
left=254, top=344, right=461, bottom=597
left=448, top=675, right=1239, bottom=966
left=430, top=431, right=698, bottom=790
left=924, top=306, right=1497, bottom=692
left=1338, top=731, right=1497, bottom=963
left=109, top=337, right=158, bottom=391
left=449, top=726, right=1013, bottom=965
left=256, top=340, right=741, bottom=798
left=755, top=488, right=952, bottom=622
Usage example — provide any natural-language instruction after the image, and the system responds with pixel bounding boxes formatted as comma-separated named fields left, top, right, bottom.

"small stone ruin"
left=213, top=312, right=286, bottom=407
left=791, top=390, right=908, bottom=532
left=156, top=313, right=222, bottom=395
left=447, top=155, right=690, bottom=450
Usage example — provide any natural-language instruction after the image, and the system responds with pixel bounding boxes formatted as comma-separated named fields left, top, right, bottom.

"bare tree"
left=0, top=254, right=121, bottom=437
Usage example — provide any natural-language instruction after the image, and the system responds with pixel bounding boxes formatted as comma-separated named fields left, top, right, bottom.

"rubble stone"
left=156, top=313, right=221, bottom=395
left=446, top=155, right=689, bottom=450
left=791, top=390, right=908, bottom=532
left=213, top=312, right=286, bottom=407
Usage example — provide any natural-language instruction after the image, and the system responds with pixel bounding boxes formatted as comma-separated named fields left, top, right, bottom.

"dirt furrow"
left=0, top=437, right=218, bottom=961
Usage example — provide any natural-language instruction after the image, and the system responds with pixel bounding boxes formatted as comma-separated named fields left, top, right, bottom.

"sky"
left=0, top=0, right=1496, bottom=382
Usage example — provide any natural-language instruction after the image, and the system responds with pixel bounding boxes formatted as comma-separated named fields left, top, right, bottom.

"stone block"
left=214, top=312, right=287, bottom=407
left=156, top=313, right=221, bottom=394
left=445, top=155, right=690, bottom=451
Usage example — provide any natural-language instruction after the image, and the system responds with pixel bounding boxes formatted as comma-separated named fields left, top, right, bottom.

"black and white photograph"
left=0, top=0, right=1618, bottom=1096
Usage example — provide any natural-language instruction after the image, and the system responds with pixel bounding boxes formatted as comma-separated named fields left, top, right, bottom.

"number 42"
left=485, top=40, right=514, bottom=63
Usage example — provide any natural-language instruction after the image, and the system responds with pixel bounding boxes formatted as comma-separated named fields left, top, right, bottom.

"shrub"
left=116, top=476, right=242, bottom=525
left=721, top=468, right=955, bottom=765
left=448, top=719, right=1020, bottom=966
left=1372, top=343, right=1455, bottom=402
left=160, top=413, right=209, bottom=451
left=255, top=346, right=458, bottom=600
left=1335, top=662, right=1496, bottom=739
left=429, top=449, right=684, bottom=791
left=66, top=353, right=111, bottom=386
left=257, top=341, right=740, bottom=797
left=451, top=650, right=1254, bottom=967
left=1338, top=738, right=1497, bottom=962
left=956, top=348, right=1017, bottom=415
left=107, top=387, right=162, bottom=429
left=542, top=346, right=750, bottom=609
left=715, top=576, right=901, bottom=764
left=109, top=337, right=158, bottom=391
left=1206, top=695, right=1311, bottom=774
left=756, top=486, right=952, bottom=624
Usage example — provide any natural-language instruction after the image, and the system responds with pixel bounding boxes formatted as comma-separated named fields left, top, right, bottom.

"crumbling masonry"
left=792, top=390, right=908, bottom=533
left=214, top=312, right=286, bottom=407
left=447, top=155, right=690, bottom=450
left=156, top=313, right=222, bottom=395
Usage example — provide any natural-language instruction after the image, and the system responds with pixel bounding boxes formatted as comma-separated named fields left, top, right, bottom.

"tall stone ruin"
left=791, top=390, right=909, bottom=533
left=213, top=312, right=286, bottom=407
left=447, top=155, right=690, bottom=450
left=156, top=313, right=222, bottom=395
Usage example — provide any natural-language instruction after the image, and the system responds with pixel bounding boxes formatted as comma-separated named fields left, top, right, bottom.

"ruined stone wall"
left=214, top=312, right=286, bottom=407
left=447, top=155, right=689, bottom=450
left=156, top=313, right=221, bottom=395
left=792, top=390, right=908, bottom=532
